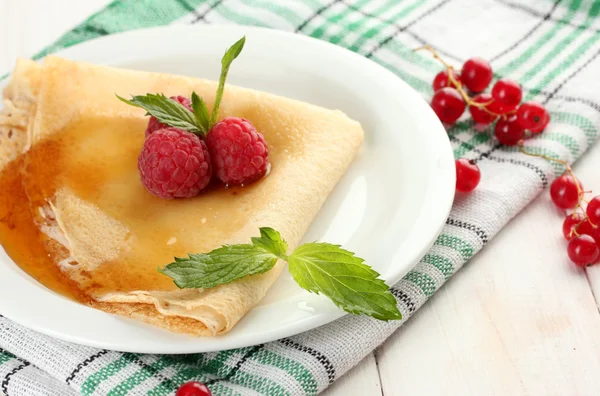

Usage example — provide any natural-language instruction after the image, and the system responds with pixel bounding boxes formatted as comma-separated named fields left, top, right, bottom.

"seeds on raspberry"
left=433, top=69, right=460, bottom=91
left=455, top=158, right=481, bottom=193
left=461, top=57, right=493, bottom=93
left=550, top=174, right=581, bottom=210
left=469, top=93, right=497, bottom=125
left=567, top=234, right=599, bottom=267
left=516, top=101, right=550, bottom=133
left=494, top=115, right=524, bottom=146
left=431, top=87, right=466, bottom=124
left=138, top=128, right=212, bottom=198
left=491, top=78, right=522, bottom=111
left=206, top=117, right=269, bottom=185
left=145, top=96, right=192, bottom=137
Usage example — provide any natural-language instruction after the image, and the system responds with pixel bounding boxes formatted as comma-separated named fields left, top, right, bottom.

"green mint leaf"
left=251, top=227, right=288, bottom=260
left=158, top=226, right=401, bottom=322
left=160, top=243, right=278, bottom=289
left=210, top=36, right=246, bottom=126
left=221, top=36, right=246, bottom=68
left=116, top=93, right=205, bottom=135
left=287, top=243, right=402, bottom=321
left=191, top=91, right=210, bottom=132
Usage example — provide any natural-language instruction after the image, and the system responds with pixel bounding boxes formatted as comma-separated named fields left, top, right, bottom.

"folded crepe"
left=0, top=56, right=364, bottom=336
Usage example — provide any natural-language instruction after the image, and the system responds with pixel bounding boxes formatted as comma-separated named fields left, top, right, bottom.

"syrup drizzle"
left=0, top=113, right=290, bottom=299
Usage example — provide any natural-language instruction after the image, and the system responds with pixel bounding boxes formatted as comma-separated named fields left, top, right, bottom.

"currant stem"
left=517, top=142, right=583, bottom=196
left=518, top=142, right=593, bottom=235
left=415, top=45, right=506, bottom=117
left=415, top=46, right=471, bottom=105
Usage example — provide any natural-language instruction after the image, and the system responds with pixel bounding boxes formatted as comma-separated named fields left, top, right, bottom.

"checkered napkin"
left=2, top=0, right=600, bottom=394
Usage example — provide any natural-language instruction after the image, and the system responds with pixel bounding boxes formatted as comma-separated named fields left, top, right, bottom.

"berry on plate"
left=461, top=57, right=493, bottom=93
left=138, top=128, right=212, bottom=198
left=119, top=36, right=271, bottom=196
left=146, top=95, right=192, bottom=137
left=206, top=117, right=269, bottom=185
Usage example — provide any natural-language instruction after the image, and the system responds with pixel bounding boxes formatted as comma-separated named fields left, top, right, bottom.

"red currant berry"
left=550, top=174, right=581, bottom=210
left=461, top=57, right=493, bottom=93
left=494, top=115, right=524, bottom=146
left=487, top=100, right=512, bottom=115
left=431, top=87, right=466, bottom=124
left=516, top=101, right=550, bottom=133
left=586, top=196, right=600, bottom=225
left=563, top=213, right=596, bottom=240
left=455, top=158, right=481, bottom=193
left=564, top=214, right=583, bottom=240
left=590, top=226, right=600, bottom=246
left=433, top=69, right=460, bottom=91
left=176, top=381, right=212, bottom=396
left=567, top=234, right=599, bottom=267
left=469, top=93, right=497, bottom=125
left=491, top=78, right=522, bottom=111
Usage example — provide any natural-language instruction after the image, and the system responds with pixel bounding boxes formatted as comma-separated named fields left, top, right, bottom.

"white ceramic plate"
left=0, top=25, right=454, bottom=354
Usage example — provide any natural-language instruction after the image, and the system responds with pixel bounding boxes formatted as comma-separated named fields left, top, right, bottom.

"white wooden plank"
left=377, top=184, right=600, bottom=396
left=322, top=353, right=382, bottom=396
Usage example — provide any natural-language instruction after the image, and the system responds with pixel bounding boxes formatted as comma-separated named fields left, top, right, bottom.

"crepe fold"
left=0, top=56, right=364, bottom=336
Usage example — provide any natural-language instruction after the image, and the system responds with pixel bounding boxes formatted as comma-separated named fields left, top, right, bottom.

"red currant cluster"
left=515, top=144, right=599, bottom=267
left=422, top=46, right=551, bottom=145
left=549, top=172, right=600, bottom=267
left=421, top=47, right=598, bottom=267
left=419, top=47, right=554, bottom=195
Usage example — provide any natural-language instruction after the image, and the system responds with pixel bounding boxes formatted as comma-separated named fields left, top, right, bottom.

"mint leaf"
left=191, top=91, right=210, bottom=132
left=288, top=243, right=402, bottom=321
left=116, top=93, right=205, bottom=135
left=159, top=244, right=278, bottom=289
left=251, top=227, right=288, bottom=260
left=159, top=227, right=401, bottom=322
left=210, top=36, right=246, bottom=126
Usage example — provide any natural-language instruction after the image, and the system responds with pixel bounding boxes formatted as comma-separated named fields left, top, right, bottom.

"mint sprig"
left=117, top=36, right=246, bottom=134
left=160, top=228, right=402, bottom=321
left=211, top=36, right=245, bottom=125
left=117, top=93, right=206, bottom=135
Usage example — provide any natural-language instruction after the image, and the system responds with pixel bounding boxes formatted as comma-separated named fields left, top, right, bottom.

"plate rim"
left=0, top=24, right=455, bottom=353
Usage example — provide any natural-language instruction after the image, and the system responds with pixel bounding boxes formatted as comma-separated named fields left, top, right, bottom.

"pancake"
left=0, top=56, right=364, bottom=335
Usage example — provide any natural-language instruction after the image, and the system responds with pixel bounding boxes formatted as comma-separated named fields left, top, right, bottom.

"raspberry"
left=138, top=128, right=212, bottom=198
left=206, top=117, right=269, bottom=185
left=146, top=96, right=192, bottom=137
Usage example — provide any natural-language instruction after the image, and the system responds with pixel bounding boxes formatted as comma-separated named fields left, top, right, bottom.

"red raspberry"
left=138, top=128, right=211, bottom=198
left=146, top=96, right=192, bottom=137
left=206, top=117, right=269, bottom=185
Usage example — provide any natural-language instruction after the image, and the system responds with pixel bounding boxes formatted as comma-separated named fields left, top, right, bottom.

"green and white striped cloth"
left=2, top=0, right=600, bottom=394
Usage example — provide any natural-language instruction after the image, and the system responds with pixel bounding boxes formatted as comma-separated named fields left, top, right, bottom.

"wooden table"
left=3, top=1, right=600, bottom=395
